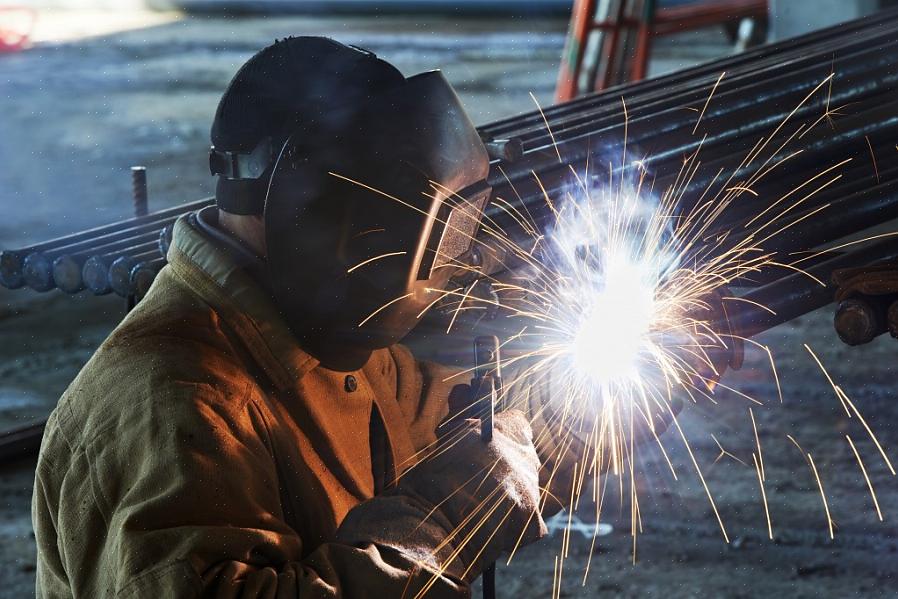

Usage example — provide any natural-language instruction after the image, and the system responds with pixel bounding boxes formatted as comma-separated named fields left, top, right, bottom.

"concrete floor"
left=2, top=10, right=898, bottom=598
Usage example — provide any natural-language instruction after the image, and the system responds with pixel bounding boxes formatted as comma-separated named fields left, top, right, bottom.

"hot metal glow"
left=551, top=184, right=663, bottom=387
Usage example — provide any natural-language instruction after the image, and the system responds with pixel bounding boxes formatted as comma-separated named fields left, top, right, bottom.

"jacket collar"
left=167, top=208, right=319, bottom=389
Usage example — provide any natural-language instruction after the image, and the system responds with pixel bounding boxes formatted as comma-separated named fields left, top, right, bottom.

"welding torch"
left=470, top=335, right=501, bottom=599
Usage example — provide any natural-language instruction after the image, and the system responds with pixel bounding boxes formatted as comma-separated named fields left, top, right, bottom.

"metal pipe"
left=834, top=296, right=889, bottom=346
left=49, top=231, right=163, bottom=294
left=0, top=251, right=29, bottom=291
left=732, top=236, right=898, bottom=337
left=482, top=138, right=523, bottom=162
left=82, top=241, right=159, bottom=296
left=0, top=197, right=211, bottom=290
left=49, top=255, right=89, bottom=295
left=131, top=258, right=165, bottom=301
left=20, top=253, right=61, bottom=293
left=110, top=250, right=160, bottom=297
left=0, top=421, right=45, bottom=463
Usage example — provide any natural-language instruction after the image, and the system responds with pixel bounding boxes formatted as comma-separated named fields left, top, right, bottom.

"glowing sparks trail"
left=808, top=453, right=835, bottom=540
left=753, top=452, right=773, bottom=539
left=346, top=251, right=407, bottom=273
left=750, top=407, right=765, bottom=481
left=693, top=71, right=726, bottom=134
left=806, top=344, right=896, bottom=475
left=846, top=435, right=884, bottom=521
left=357, top=292, right=414, bottom=328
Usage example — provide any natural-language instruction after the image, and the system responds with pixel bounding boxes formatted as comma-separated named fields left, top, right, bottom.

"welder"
left=32, top=37, right=736, bottom=597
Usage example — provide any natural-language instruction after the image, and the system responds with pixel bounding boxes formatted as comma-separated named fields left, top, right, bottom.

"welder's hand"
left=336, top=410, right=546, bottom=583
left=403, top=409, right=547, bottom=578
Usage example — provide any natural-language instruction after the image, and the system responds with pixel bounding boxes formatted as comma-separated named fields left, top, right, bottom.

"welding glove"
left=335, top=409, right=547, bottom=583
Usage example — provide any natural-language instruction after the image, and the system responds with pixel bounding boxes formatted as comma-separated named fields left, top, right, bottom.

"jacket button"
left=344, top=375, right=358, bottom=393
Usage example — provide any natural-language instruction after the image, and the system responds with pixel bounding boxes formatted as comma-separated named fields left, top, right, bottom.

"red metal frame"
left=556, top=0, right=767, bottom=102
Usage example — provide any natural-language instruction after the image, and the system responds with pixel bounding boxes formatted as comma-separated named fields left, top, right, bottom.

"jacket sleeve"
left=70, top=379, right=467, bottom=598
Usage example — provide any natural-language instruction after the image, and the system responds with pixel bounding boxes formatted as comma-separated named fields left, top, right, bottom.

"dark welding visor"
left=264, top=70, right=491, bottom=347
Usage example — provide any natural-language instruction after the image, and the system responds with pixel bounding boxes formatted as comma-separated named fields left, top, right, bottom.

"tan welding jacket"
left=32, top=213, right=572, bottom=598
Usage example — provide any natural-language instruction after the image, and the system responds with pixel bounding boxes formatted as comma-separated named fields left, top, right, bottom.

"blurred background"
left=2, top=1, right=898, bottom=597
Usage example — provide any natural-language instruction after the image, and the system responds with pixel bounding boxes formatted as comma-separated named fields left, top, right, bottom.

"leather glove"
left=335, top=410, right=546, bottom=583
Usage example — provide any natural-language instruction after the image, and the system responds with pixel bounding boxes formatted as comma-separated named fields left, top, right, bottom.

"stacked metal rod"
left=0, top=197, right=212, bottom=297
left=465, top=7, right=898, bottom=341
left=480, top=8, right=898, bottom=157
left=3, top=8, right=898, bottom=316
left=732, top=236, right=898, bottom=338
left=479, top=8, right=898, bottom=238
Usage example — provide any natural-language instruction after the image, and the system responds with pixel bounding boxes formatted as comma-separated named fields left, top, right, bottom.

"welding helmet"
left=210, top=37, right=490, bottom=349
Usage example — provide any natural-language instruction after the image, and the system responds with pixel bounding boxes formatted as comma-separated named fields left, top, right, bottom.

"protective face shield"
left=261, top=71, right=491, bottom=349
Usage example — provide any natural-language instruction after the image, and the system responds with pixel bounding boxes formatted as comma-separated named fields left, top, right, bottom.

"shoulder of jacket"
left=55, top=276, right=260, bottom=451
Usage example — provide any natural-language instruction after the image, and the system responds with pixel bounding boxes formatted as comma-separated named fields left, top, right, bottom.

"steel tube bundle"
left=478, top=9, right=898, bottom=244
left=0, top=198, right=211, bottom=293
left=81, top=241, right=159, bottom=296
left=481, top=8, right=898, bottom=145
left=731, top=236, right=898, bottom=337
left=483, top=78, right=898, bottom=237
left=48, top=231, right=165, bottom=294
left=483, top=9, right=898, bottom=137
left=23, top=225, right=172, bottom=293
